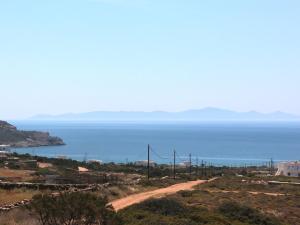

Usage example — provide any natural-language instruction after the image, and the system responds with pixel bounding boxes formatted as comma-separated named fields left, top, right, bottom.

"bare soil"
left=110, top=179, right=212, bottom=211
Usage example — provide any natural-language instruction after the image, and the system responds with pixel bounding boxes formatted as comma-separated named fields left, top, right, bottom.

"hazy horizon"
left=4, top=108, right=300, bottom=121
left=1, top=0, right=300, bottom=119
left=14, top=107, right=299, bottom=122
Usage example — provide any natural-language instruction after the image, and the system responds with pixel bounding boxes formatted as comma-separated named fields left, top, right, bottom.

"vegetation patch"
left=0, top=188, right=41, bottom=206
left=218, top=201, right=281, bottom=225
left=27, top=192, right=121, bottom=225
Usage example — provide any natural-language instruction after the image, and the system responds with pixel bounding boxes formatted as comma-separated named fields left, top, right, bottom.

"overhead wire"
left=149, top=145, right=170, bottom=160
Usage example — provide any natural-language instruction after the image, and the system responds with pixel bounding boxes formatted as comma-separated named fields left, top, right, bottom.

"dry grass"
left=0, top=184, right=145, bottom=225
left=0, top=168, right=36, bottom=182
left=0, top=189, right=41, bottom=206
left=0, top=208, right=38, bottom=225
left=94, top=184, right=156, bottom=202
left=199, top=176, right=300, bottom=195
left=172, top=176, right=300, bottom=225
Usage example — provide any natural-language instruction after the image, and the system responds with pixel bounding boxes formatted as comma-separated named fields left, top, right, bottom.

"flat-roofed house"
left=178, top=161, right=192, bottom=168
left=0, top=145, right=10, bottom=152
left=0, top=152, right=8, bottom=161
left=135, top=160, right=156, bottom=167
left=87, top=159, right=102, bottom=165
left=276, top=161, right=300, bottom=177
left=0, top=145, right=11, bottom=161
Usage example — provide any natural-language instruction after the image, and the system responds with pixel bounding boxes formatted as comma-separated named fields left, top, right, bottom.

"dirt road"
left=110, top=179, right=214, bottom=211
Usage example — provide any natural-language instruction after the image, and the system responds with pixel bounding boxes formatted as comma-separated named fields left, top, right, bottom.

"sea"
left=10, top=121, right=300, bottom=166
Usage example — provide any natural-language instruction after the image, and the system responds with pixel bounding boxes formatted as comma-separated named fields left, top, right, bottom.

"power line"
left=149, top=146, right=170, bottom=160
left=175, top=151, right=188, bottom=163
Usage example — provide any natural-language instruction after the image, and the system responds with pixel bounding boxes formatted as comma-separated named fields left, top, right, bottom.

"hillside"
left=0, top=120, right=64, bottom=148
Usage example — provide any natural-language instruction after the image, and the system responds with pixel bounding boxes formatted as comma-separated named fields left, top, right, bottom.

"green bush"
left=27, top=192, right=121, bottom=225
left=218, top=201, right=281, bottom=225
left=119, top=198, right=232, bottom=225
left=35, top=168, right=55, bottom=176
left=178, top=190, right=193, bottom=198
left=137, top=198, right=186, bottom=216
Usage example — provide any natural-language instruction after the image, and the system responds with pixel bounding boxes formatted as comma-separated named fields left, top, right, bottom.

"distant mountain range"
left=30, top=108, right=300, bottom=121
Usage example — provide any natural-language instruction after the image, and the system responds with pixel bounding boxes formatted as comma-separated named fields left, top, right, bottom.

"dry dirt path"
left=110, top=178, right=216, bottom=211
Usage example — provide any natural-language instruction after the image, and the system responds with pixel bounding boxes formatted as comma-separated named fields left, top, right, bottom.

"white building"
left=276, top=161, right=300, bottom=177
left=135, top=160, right=156, bottom=167
left=0, top=145, right=11, bottom=161
left=0, top=145, right=11, bottom=156
left=178, top=161, right=191, bottom=168
left=87, top=159, right=102, bottom=165
left=0, top=145, right=10, bottom=152
left=56, top=155, right=68, bottom=159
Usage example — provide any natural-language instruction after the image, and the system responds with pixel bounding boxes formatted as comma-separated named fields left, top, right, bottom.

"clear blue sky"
left=1, top=0, right=300, bottom=119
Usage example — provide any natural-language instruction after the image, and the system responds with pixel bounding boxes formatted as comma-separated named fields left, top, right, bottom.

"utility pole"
left=83, top=152, right=88, bottom=163
left=207, top=162, right=210, bottom=177
left=147, top=144, right=150, bottom=180
left=201, top=160, right=204, bottom=177
left=173, top=150, right=176, bottom=180
left=196, top=157, right=199, bottom=177
left=270, top=158, right=274, bottom=175
left=189, top=153, right=192, bottom=177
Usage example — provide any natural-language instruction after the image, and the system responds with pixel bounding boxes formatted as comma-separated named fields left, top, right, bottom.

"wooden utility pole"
left=196, top=157, right=199, bottom=177
left=83, top=152, right=88, bottom=163
left=189, top=153, right=192, bottom=177
left=270, top=158, right=274, bottom=175
left=173, top=150, right=176, bottom=180
left=201, top=160, right=204, bottom=177
left=147, top=144, right=150, bottom=180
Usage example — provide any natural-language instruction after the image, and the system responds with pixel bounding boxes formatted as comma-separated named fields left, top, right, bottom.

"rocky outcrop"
left=0, top=120, right=64, bottom=147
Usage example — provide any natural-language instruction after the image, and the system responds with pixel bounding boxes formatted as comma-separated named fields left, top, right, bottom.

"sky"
left=0, top=0, right=300, bottom=119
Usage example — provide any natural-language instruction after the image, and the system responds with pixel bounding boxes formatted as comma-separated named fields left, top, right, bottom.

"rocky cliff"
left=0, top=120, right=65, bottom=147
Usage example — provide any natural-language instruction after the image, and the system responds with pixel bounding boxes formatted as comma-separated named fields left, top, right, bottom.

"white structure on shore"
left=87, top=159, right=102, bottom=165
left=178, top=161, right=191, bottom=168
left=0, top=145, right=10, bottom=152
left=56, top=155, right=68, bottom=159
left=0, top=145, right=11, bottom=161
left=276, top=161, right=300, bottom=177
left=135, top=160, right=156, bottom=167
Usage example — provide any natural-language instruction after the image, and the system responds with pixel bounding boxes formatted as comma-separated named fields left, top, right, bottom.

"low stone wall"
left=0, top=199, right=31, bottom=212
left=0, top=183, right=108, bottom=212
left=0, top=181, right=138, bottom=212
left=0, top=182, right=91, bottom=190
left=268, top=180, right=300, bottom=186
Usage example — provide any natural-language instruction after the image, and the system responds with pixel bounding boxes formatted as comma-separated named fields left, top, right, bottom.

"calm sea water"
left=10, top=121, right=300, bottom=166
